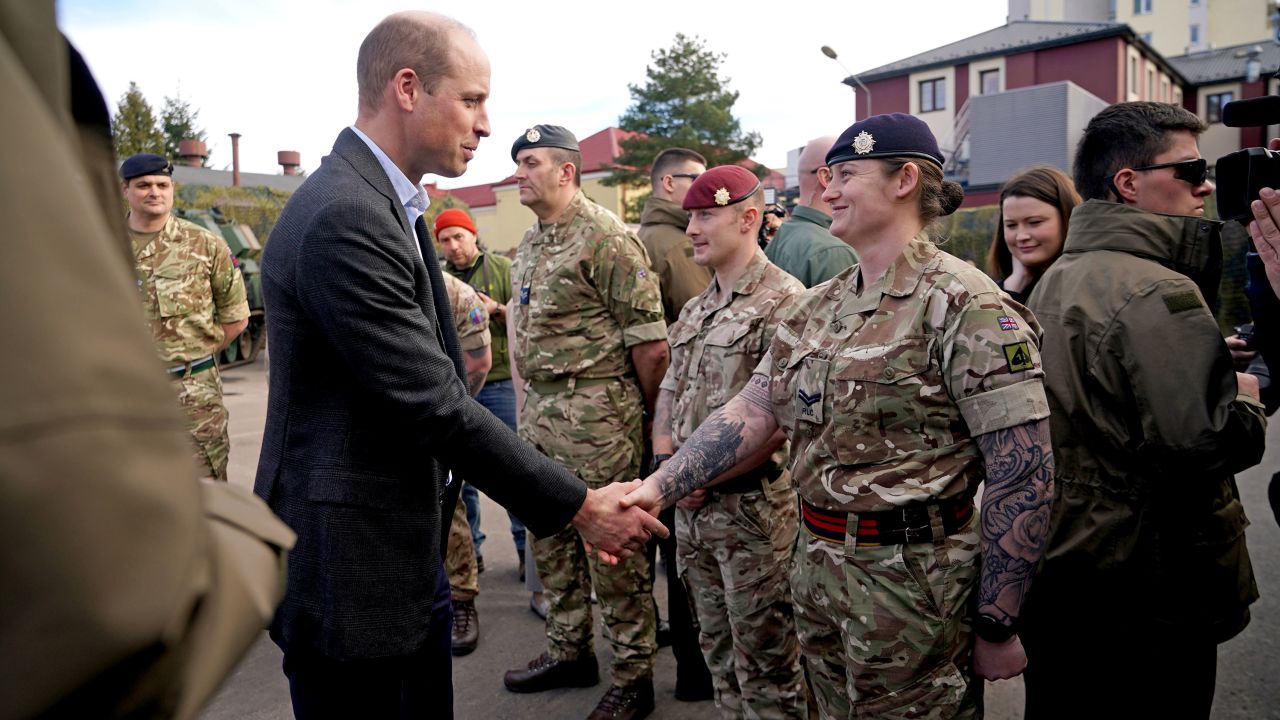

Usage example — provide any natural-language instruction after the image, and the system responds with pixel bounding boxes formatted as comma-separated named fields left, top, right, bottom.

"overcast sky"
left=61, top=0, right=1009, bottom=188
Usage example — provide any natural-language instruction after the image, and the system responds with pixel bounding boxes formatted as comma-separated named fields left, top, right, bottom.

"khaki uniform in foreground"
left=442, top=273, right=490, bottom=602
left=511, top=190, right=667, bottom=683
left=664, top=250, right=806, bottom=719
left=762, top=236, right=1048, bottom=719
left=0, top=4, right=292, bottom=716
left=132, top=214, right=249, bottom=481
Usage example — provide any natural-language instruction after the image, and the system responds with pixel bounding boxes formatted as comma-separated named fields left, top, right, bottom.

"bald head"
left=797, top=136, right=837, bottom=210
left=357, top=11, right=472, bottom=113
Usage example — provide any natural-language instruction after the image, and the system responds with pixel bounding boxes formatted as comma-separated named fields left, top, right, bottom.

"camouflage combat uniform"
left=132, top=214, right=249, bottom=482
left=510, top=190, right=667, bottom=683
left=663, top=250, right=806, bottom=719
left=442, top=273, right=490, bottom=602
left=760, top=236, right=1048, bottom=720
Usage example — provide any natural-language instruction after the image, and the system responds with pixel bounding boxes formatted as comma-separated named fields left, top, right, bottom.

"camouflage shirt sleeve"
left=209, top=235, right=249, bottom=324
left=444, top=273, right=491, bottom=353
left=944, top=290, right=1049, bottom=436
left=659, top=314, right=692, bottom=393
left=591, top=231, right=667, bottom=348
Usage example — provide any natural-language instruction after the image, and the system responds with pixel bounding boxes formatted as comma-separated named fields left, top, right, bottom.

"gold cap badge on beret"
left=526, top=128, right=541, bottom=143
left=714, top=188, right=731, bottom=206
left=853, top=131, right=875, bottom=155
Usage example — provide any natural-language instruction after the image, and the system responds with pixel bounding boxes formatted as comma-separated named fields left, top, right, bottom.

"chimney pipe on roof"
left=229, top=132, right=242, bottom=187
left=278, top=150, right=301, bottom=176
left=177, top=138, right=208, bottom=167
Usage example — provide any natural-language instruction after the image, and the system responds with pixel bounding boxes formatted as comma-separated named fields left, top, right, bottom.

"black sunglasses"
left=669, top=172, right=701, bottom=181
left=1129, top=158, right=1210, bottom=185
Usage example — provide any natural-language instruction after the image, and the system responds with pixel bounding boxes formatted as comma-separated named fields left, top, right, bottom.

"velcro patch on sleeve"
left=1162, top=290, right=1202, bottom=314
left=1002, top=342, right=1035, bottom=372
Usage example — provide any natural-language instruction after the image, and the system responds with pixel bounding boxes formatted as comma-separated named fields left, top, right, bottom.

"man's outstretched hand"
left=572, top=480, right=669, bottom=565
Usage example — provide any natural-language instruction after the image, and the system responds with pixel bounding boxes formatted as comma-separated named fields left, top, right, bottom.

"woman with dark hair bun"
left=985, top=166, right=1081, bottom=303
left=625, top=113, right=1057, bottom=719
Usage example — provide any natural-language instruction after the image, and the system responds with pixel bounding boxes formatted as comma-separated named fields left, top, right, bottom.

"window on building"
left=1146, top=67, right=1155, bottom=99
left=1190, top=0, right=1200, bottom=6
left=980, top=69, right=1000, bottom=95
left=1141, top=32, right=1153, bottom=44
left=1206, top=91, right=1234, bottom=123
left=1132, top=0, right=1153, bottom=13
left=919, top=77, right=946, bottom=112
left=1190, top=24, right=1200, bottom=44
left=1173, top=86, right=1183, bottom=104
left=1161, top=77, right=1170, bottom=101
left=1128, top=56, right=1138, bottom=94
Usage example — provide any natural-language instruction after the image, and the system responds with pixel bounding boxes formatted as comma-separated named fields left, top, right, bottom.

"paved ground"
left=203, top=356, right=1279, bottom=719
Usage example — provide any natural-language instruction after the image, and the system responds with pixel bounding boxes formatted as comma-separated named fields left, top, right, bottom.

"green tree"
left=606, top=34, right=763, bottom=220
left=161, top=93, right=209, bottom=166
left=112, top=81, right=165, bottom=159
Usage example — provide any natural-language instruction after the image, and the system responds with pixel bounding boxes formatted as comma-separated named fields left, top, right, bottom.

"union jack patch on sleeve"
left=998, top=315, right=1019, bottom=331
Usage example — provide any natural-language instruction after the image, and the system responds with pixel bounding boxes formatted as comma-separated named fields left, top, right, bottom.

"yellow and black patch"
left=1002, top=342, right=1035, bottom=372
left=1162, top=290, right=1202, bottom=314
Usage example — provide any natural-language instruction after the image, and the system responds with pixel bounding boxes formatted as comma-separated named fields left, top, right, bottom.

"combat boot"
left=504, top=652, right=599, bottom=693
left=587, top=677, right=654, bottom=720
left=451, top=598, right=479, bottom=656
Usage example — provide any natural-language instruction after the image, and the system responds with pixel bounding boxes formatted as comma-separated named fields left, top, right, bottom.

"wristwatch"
left=650, top=453, right=672, bottom=474
left=974, top=614, right=1016, bottom=643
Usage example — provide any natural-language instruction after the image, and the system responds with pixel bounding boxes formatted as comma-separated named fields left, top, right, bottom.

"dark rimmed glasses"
left=669, top=172, right=701, bottom=181
left=1127, top=158, right=1212, bottom=186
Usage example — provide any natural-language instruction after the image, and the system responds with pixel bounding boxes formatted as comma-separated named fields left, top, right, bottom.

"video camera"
left=1217, top=95, right=1280, bottom=221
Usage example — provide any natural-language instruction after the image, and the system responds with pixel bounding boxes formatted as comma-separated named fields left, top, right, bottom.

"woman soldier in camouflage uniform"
left=625, top=114, right=1056, bottom=719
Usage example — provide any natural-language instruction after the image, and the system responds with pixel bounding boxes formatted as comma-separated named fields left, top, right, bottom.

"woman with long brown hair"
left=985, top=166, right=1081, bottom=303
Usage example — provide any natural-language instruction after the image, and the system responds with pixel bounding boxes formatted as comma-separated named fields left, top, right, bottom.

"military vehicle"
left=177, top=207, right=266, bottom=368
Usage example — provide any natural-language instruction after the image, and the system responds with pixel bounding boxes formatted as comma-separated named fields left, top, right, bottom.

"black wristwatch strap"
left=650, top=453, right=673, bottom=474
left=974, top=614, right=1017, bottom=643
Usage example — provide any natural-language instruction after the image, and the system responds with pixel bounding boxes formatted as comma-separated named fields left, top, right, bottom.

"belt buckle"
left=902, top=523, right=932, bottom=544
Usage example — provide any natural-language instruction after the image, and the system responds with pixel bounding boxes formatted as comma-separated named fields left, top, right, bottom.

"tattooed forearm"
left=659, top=412, right=744, bottom=504
left=975, top=418, right=1055, bottom=621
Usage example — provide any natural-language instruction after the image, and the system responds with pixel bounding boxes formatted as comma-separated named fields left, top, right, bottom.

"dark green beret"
left=119, top=153, right=173, bottom=181
left=511, top=124, right=579, bottom=161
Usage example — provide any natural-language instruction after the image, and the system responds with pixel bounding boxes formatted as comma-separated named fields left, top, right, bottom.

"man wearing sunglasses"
left=639, top=147, right=712, bottom=326
left=1021, top=101, right=1267, bottom=719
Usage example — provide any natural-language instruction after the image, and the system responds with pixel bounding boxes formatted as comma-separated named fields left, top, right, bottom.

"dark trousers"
left=652, top=505, right=711, bottom=682
left=283, top=571, right=454, bottom=719
left=1022, top=612, right=1218, bottom=720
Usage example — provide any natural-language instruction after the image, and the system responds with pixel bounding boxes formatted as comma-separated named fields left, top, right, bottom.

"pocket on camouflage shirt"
left=154, top=263, right=212, bottom=318
left=827, top=335, right=953, bottom=465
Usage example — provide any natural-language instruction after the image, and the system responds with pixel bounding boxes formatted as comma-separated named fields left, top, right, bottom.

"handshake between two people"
left=570, top=471, right=674, bottom=565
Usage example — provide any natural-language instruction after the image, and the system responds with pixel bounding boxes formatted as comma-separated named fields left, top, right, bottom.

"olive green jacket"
left=446, top=250, right=513, bottom=382
left=764, top=205, right=858, bottom=289
left=638, top=196, right=711, bottom=325
left=0, top=4, right=292, bottom=717
left=1028, top=200, right=1266, bottom=642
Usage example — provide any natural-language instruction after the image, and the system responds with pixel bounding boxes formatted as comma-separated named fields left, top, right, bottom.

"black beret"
left=119, top=153, right=173, bottom=181
left=511, top=124, right=579, bottom=161
left=683, top=165, right=761, bottom=211
left=826, top=113, right=944, bottom=169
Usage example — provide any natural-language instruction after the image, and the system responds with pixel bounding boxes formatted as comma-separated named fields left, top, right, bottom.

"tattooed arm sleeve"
left=974, top=417, right=1055, bottom=624
left=653, top=373, right=780, bottom=506
left=652, top=388, right=676, bottom=456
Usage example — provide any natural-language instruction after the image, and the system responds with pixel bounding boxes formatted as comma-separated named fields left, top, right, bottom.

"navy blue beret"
left=683, top=165, right=761, bottom=210
left=119, top=153, right=173, bottom=181
left=826, top=113, right=944, bottom=169
left=511, top=124, right=579, bottom=161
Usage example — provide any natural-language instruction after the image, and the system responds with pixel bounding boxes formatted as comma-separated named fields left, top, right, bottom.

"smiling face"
left=685, top=205, right=748, bottom=269
left=1001, top=194, right=1064, bottom=273
left=821, top=159, right=895, bottom=242
left=407, top=30, right=491, bottom=178
left=123, top=175, right=174, bottom=222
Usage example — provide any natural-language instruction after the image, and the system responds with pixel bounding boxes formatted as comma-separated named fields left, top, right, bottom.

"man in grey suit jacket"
left=254, top=12, right=665, bottom=718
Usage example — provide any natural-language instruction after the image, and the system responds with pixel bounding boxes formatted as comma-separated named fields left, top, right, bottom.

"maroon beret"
left=682, top=165, right=761, bottom=211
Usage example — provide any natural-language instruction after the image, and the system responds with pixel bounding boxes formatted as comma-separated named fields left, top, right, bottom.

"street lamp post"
left=821, top=45, right=871, bottom=119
